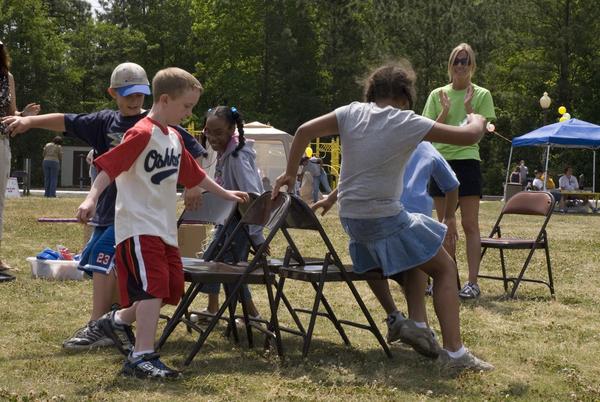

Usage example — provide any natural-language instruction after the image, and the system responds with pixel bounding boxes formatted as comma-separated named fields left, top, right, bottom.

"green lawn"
left=1, top=196, right=599, bottom=401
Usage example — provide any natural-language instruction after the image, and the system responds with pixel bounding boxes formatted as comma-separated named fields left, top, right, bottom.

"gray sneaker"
left=398, top=320, right=440, bottom=358
left=385, top=312, right=406, bottom=344
left=459, top=282, right=481, bottom=299
left=63, top=321, right=114, bottom=350
left=437, top=349, right=494, bottom=374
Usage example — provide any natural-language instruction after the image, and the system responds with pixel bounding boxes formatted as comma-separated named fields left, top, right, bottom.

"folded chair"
left=270, top=194, right=391, bottom=358
left=158, top=192, right=291, bottom=366
left=478, top=191, right=555, bottom=298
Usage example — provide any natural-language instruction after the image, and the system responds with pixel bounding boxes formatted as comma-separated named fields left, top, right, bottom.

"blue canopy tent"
left=507, top=119, right=600, bottom=191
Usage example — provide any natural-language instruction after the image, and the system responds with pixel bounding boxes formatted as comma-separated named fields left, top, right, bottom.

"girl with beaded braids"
left=197, top=106, right=264, bottom=326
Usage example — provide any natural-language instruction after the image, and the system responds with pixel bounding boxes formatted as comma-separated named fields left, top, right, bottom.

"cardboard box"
left=178, top=224, right=209, bottom=258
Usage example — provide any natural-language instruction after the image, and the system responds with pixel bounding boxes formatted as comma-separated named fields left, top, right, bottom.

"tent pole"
left=505, top=146, right=513, bottom=185
left=543, top=145, right=551, bottom=190
left=593, top=150, right=596, bottom=193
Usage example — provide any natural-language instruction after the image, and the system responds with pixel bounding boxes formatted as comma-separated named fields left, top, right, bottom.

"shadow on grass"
left=107, top=332, right=458, bottom=395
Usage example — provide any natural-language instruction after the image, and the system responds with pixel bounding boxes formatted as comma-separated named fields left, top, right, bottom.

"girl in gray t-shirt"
left=272, top=60, right=493, bottom=374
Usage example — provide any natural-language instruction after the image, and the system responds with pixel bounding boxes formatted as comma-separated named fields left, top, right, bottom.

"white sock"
left=114, top=311, right=127, bottom=325
left=414, top=321, right=427, bottom=329
left=131, top=349, right=154, bottom=359
left=446, top=346, right=467, bottom=359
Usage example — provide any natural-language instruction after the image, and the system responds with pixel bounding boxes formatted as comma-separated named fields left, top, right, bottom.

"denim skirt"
left=340, top=210, right=447, bottom=276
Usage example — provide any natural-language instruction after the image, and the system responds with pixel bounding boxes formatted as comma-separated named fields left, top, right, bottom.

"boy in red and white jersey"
left=76, top=67, right=248, bottom=379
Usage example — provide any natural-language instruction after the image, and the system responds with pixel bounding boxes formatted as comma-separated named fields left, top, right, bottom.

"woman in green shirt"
left=422, top=43, right=496, bottom=300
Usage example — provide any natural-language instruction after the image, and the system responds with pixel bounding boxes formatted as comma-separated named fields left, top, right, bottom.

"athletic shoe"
left=424, top=284, right=434, bottom=296
left=398, top=320, right=440, bottom=358
left=97, top=310, right=136, bottom=356
left=385, top=312, right=406, bottom=344
left=459, top=282, right=481, bottom=299
left=437, top=349, right=494, bottom=374
left=189, top=309, right=216, bottom=325
left=62, top=321, right=114, bottom=350
left=122, top=352, right=182, bottom=379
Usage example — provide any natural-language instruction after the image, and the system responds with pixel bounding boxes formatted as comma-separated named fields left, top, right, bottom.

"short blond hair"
left=152, top=67, right=203, bottom=100
left=447, top=43, right=476, bottom=82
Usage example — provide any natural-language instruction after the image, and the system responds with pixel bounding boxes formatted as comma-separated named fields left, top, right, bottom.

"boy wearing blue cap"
left=2, top=62, right=206, bottom=351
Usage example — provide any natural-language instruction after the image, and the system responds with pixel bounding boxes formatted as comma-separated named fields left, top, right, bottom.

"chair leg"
left=157, top=282, right=201, bottom=350
left=509, top=246, right=538, bottom=298
left=223, top=286, right=240, bottom=344
left=184, top=280, right=245, bottom=366
left=239, top=288, right=254, bottom=348
left=336, top=266, right=391, bottom=357
left=499, top=249, right=509, bottom=293
left=310, top=281, right=350, bottom=346
left=544, top=244, right=555, bottom=297
left=264, top=278, right=284, bottom=358
left=303, top=274, right=326, bottom=357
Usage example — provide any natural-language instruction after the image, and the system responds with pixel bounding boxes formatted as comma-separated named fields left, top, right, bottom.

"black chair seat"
left=278, top=264, right=385, bottom=282
left=481, top=238, right=545, bottom=249
left=184, top=261, right=273, bottom=284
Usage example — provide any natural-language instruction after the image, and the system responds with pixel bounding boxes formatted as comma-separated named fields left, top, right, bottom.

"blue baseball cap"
left=110, top=62, right=151, bottom=96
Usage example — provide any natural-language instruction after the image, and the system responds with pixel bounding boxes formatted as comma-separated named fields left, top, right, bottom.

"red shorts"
left=115, top=235, right=184, bottom=307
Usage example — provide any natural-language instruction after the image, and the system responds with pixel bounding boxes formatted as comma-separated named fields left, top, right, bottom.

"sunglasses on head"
left=453, top=57, right=470, bottom=66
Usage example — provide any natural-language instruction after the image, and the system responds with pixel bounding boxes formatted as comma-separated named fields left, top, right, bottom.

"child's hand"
left=442, top=216, right=458, bottom=258
left=272, top=173, right=295, bottom=199
left=311, top=196, right=335, bottom=216
left=184, top=186, right=203, bottom=211
left=1, top=116, right=31, bottom=137
left=22, top=103, right=41, bottom=117
left=226, top=190, right=249, bottom=203
left=76, top=199, right=97, bottom=223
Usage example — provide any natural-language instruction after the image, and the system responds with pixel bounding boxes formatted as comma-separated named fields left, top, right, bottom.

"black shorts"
left=428, top=159, right=482, bottom=198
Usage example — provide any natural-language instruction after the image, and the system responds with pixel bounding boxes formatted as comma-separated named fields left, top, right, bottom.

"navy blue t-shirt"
left=64, top=109, right=206, bottom=226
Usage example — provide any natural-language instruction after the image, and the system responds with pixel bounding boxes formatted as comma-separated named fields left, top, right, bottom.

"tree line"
left=2, top=0, right=599, bottom=193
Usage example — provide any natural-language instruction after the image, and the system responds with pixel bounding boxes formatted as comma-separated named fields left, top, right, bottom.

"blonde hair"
left=447, top=43, right=476, bottom=82
left=152, top=67, right=203, bottom=100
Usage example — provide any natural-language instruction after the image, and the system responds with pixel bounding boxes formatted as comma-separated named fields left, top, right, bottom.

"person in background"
left=306, top=154, right=332, bottom=202
left=42, top=136, right=63, bottom=197
left=510, top=166, right=521, bottom=184
left=0, top=39, right=40, bottom=271
left=422, top=42, right=496, bottom=300
left=519, top=160, right=528, bottom=186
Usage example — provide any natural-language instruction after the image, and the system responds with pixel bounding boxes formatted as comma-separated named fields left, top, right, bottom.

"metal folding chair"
left=158, top=192, right=291, bottom=366
left=270, top=194, right=391, bottom=358
left=478, top=191, right=555, bottom=298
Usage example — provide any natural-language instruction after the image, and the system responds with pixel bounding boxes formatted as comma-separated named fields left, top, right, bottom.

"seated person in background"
left=532, top=170, right=544, bottom=190
left=558, top=166, right=593, bottom=212
left=510, top=166, right=521, bottom=184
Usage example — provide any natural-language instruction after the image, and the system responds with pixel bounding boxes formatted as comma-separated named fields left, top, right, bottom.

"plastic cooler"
left=26, top=257, right=84, bottom=281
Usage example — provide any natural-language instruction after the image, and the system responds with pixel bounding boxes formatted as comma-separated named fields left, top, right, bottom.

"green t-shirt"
left=422, top=83, right=496, bottom=161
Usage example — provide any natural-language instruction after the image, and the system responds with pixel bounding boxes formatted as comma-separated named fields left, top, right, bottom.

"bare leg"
left=458, top=196, right=481, bottom=284
left=433, top=197, right=456, bottom=258
left=207, top=293, right=219, bottom=313
left=417, top=248, right=462, bottom=351
left=367, top=279, right=398, bottom=315
left=245, top=298, right=260, bottom=317
left=402, top=269, right=429, bottom=325
left=133, top=298, right=162, bottom=352
left=90, top=271, right=118, bottom=320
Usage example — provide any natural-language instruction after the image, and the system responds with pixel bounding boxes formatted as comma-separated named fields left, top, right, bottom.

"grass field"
left=1, top=196, right=600, bottom=401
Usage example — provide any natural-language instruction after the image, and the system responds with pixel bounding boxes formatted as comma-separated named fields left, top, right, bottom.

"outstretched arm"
left=199, top=174, right=249, bottom=203
left=424, top=113, right=486, bottom=145
left=2, top=113, right=65, bottom=137
left=311, top=188, right=338, bottom=216
left=273, top=112, right=338, bottom=198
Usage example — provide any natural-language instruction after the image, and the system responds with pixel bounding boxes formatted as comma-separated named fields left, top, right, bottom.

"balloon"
left=305, top=147, right=313, bottom=157
left=562, top=112, right=571, bottom=120
left=559, top=116, right=567, bottom=122
left=558, top=106, right=566, bottom=115
left=486, top=122, right=495, bottom=132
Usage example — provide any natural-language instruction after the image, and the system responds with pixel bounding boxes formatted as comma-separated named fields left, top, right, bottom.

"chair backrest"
left=177, top=191, right=237, bottom=226
left=240, top=191, right=290, bottom=229
left=502, top=191, right=554, bottom=216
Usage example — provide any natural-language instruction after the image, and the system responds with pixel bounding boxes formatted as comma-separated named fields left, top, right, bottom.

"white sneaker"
left=437, top=349, right=494, bottom=374
left=398, top=320, right=440, bottom=358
